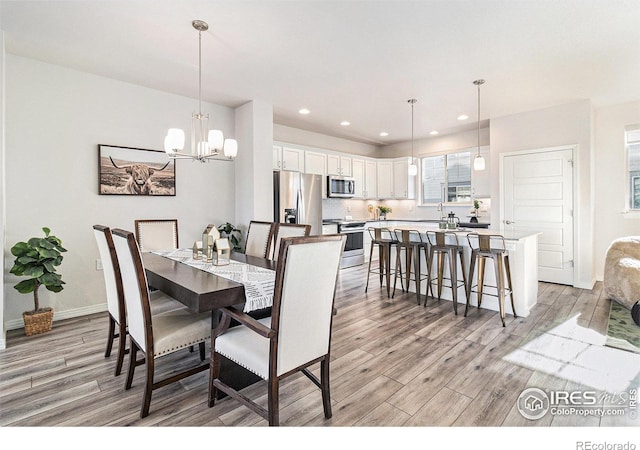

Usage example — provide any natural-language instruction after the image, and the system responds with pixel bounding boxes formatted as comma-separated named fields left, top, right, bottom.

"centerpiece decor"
left=378, top=206, right=392, bottom=220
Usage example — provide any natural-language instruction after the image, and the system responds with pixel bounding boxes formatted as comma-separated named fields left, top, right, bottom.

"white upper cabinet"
left=327, top=154, right=352, bottom=177
left=365, top=160, right=378, bottom=199
left=273, top=145, right=303, bottom=172
left=353, top=157, right=378, bottom=199
left=376, top=161, right=393, bottom=199
left=304, top=150, right=328, bottom=198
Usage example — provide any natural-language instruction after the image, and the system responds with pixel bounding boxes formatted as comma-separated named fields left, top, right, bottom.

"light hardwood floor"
left=1, top=264, right=639, bottom=428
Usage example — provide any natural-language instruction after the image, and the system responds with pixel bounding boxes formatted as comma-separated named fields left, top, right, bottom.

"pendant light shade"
left=408, top=98, right=418, bottom=176
left=473, top=79, right=485, bottom=171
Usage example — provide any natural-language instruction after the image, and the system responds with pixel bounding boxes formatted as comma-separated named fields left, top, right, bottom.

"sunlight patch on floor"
left=503, top=314, right=640, bottom=393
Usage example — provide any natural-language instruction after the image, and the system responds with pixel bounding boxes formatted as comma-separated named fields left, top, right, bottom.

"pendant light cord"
left=198, top=28, right=202, bottom=116
left=477, top=81, right=480, bottom=157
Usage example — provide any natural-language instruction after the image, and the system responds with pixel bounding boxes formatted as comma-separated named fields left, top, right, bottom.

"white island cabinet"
left=371, top=223, right=540, bottom=318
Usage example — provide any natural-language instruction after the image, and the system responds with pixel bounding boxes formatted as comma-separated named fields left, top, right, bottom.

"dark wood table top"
left=142, top=252, right=276, bottom=314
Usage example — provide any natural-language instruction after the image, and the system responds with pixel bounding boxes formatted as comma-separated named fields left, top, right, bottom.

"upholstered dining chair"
left=134, top=219, right=178, bottom=252
left=111, top=228, right=210, bottom=418
left=208, top=234, right=345, bottom=426
left=244, top=220, right=275, bottom=258
left=93, top=225, right=189, bottom=377
left=269, top=223, right=311, bottom=261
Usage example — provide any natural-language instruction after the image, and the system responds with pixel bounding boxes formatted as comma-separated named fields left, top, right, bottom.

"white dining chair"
left=134, top=219, right=178, bottom=252
left=244, top=220, right=275, bottom=258
left=111, top=228, right=210, bottom=418
left=269, top=223, right=311, bottom=261
left=208, top=234, right=345, bottom=426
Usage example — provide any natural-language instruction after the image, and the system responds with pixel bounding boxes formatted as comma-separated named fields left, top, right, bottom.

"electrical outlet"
left=96, top=258, right=103, bottom=271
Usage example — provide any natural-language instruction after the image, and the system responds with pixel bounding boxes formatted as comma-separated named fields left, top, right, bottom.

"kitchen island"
left=365, top=221, right=540, bottom=318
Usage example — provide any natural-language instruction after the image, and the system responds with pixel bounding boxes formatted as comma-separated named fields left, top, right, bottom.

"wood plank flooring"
left=1, top=264, right=639, bottom=431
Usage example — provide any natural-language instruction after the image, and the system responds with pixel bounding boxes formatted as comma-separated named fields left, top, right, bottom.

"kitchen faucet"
left=437, top=202, right=445, bottom=219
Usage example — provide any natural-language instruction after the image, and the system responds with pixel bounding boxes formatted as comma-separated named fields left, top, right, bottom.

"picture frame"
left=98, top=144, right=176, bottom=196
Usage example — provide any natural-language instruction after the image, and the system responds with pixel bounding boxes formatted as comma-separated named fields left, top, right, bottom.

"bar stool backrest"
left=393, top=229, right=424, bottom=244
left=426, top=230, right=459, bottom=247
left=368, top=227, right=395, bottom=242
left=467, top=233, right=507, bottom=253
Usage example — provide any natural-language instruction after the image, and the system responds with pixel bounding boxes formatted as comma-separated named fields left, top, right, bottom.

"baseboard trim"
left=5, top=303, right=107, bottom=331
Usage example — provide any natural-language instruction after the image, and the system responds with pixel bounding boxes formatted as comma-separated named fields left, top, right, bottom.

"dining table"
left=142, top=250, right=277, bottom=397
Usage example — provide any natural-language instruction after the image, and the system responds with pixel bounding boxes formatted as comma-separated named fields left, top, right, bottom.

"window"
left=421, top=151, right=471, bottom=204
left=627, top=127, right=640, bottom=210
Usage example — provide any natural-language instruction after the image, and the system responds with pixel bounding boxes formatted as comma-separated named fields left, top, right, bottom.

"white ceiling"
left=1, top=0, right=639, bottom=145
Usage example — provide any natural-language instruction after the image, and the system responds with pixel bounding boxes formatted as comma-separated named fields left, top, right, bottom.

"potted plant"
left=10, top=227, right=66, bottom=336
left=377, top=205, right=392, bottom=220
left=217, top=222, right=243, bottom=252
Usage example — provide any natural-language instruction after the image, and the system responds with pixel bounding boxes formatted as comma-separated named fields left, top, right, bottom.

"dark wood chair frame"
left=208, top=234, right=345, bottom=426
left=245, top=220, right=276, bottom=259
left=112, top=229, right=207, bottom=418
left=134, top=218, right=179, bottom=252
left=93, top=225, right=128, bottom=377
left=270, top=223, right=311, bottom=260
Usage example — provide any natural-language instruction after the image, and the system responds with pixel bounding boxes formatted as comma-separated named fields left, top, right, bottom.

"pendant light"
left=164, top=20, right=238, bottom=162
left=408, top=98, right=418, bottom=176
left=473, top=79, right=485, bottom=171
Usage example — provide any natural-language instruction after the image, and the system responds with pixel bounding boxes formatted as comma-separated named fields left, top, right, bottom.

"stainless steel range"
left=324, top=219, right=366, bottom=268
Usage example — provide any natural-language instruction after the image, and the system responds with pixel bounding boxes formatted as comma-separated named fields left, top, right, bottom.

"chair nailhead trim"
left=154, top=337, right=210, bottom=358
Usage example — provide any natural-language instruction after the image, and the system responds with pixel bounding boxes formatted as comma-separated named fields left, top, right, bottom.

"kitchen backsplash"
left=322, top=198, right=491, bottom=222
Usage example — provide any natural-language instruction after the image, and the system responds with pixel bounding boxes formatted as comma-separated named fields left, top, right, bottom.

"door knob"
left=504, top=220, right=516, bottom=224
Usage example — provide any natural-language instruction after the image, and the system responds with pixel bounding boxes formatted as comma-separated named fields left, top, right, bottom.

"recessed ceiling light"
left=340, top=121, right=351, bottom=126
left=298, top=108, right=310, bottom=115
left=457, top=114, right=469, bottom=121
left=379, top=132, right=389, bottom=137
left=430, top=130, right=439, bottom=135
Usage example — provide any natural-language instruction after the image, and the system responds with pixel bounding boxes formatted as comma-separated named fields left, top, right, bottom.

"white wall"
left=378, top=127, right=489, bottom=158
left=0, top=33, right=6, bottom=347
left=490, top=100, right=594, bottom=289
left=235, top=100, right=274, bottom=235
left=593, top=100, right=640, bottom=280
left=3, top=55, right=237, bottom=329
left=274, top=124, right=379, bottom=157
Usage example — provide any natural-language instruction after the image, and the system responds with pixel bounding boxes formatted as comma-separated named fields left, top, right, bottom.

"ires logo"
left=549, top=391, right=598, bottom=406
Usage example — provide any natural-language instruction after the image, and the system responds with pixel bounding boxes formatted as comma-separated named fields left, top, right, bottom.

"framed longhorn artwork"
left=98, top=145, right=176, bottom=196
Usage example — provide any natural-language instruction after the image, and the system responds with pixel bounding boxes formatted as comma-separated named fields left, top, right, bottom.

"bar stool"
left=365, top=227, right=402, bottom=298
left=465, top=233, right=517, bottom=327
left=425, top=230, right=467, bottom=314
left=392, top=229, right=432, bottom=304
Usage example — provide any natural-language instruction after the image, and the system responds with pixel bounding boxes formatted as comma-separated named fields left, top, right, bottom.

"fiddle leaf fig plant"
left=217, top=222, right=243, bottom=252
left=10, top=227, right=67, bottom=312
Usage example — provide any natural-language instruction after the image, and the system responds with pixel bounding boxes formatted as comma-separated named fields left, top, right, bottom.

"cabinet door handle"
left=283, top=161, right=286, bottom=169
left=504, top=220, right=516, bottom=225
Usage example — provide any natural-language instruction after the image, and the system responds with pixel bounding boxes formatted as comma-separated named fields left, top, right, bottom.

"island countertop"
left=373, top=221, right=538, bottom=241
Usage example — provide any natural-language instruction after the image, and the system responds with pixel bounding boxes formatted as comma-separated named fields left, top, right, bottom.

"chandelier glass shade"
left=164, top=20, right=237, bottom=162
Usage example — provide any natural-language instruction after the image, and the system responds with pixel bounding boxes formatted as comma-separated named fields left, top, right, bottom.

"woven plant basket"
left=23, top=307, right=54, bottom=336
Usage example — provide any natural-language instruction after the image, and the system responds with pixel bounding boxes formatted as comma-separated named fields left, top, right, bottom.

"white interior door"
left=503, top=147, right=574, bottom=285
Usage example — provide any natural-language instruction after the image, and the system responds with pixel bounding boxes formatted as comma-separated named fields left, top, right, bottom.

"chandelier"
left=164, top=20, right=237, bottom=162
left=473, top=79, right=485, bottom=171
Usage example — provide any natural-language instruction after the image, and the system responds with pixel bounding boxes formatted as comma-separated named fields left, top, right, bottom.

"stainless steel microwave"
left=327, top=175, right=356, bottom=198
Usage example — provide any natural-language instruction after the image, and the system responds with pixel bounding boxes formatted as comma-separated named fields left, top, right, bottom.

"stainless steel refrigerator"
left=273, top=171, right=322, bottom=236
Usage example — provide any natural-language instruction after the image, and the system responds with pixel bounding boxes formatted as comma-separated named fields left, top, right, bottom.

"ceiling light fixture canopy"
left=408, top=98, right=418, bottom=176
left=473, top=79, right=486, bottom=171
left=164, top=20, right=237, bottom=162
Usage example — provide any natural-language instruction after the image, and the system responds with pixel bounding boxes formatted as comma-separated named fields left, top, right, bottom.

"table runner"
left=152, top=249, right=275, bottom=312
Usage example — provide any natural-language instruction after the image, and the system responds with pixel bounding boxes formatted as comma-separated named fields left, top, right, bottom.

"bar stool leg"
left=384, top=243, right=392, bottom=298
left=413, top=244, right=422, bottom=305
left=477, top=256, right=486, bottom=308
left=465, top=252, right=476, bottom=317
left=504, top=254, right=517, bottom=318
left=425, top=247, right=436, bottom=307
left=448, top=248, right=458, bottom=315
left=425, top=245, right=434, bottom=300
left=365, top=243, right=375, bottom=293
left=458, top=248, right=467, bottom=314
left=437, top=251, right=445, bottom=300
left=405, top=246, right=413, bottom=296
left=378, top=244, right=385, bottom=287
left=494, top=254, right=506, bottom=327
left=392, top=246, right=403, bottom=298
